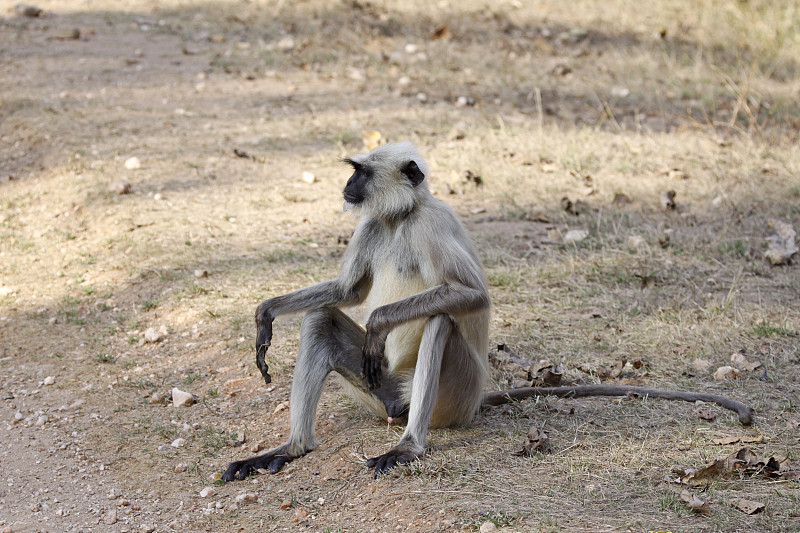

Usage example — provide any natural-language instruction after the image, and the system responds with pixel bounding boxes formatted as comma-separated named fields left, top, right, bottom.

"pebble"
left=108, top=181, right=132, bottom=194
left=273, top=401, right=289, bottom=414
left=199, top=487, right=217, bottom=498
left=171, top=388, right=194, bottom=407
left=171, top=438, right=187, bottom=448
left=626, top=236, right=645, bottom=248
left=52, top=28, right=80, bottom=40
left=143, top=327, right=161, bottom=343
left=140, top=525, right=155, bottom=533
left=194, top=269, right=208, bottom=278
left=294, top=508, right=309, bottom=521
left=104, top=508, right=118, bottom=525
left=235, top=493, right=257, bottom=504
left=15, top=3, right=43, bottom=17
left=301, top=171, right=316, bottom=184
left=124, top=157, right=141, bottom=170
left=280, top=499, right=292, bottom=510
left=480, top=522, right=497, bottom=533
left=43, top=376, right=55, bottom=385
left=564, top=229, right=589, bottom=243
left=174, top=464, right=187, bottom=473
left=35, top=415, right=47, bottom=426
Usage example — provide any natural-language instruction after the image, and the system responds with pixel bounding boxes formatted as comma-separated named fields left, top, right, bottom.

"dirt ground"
left=1, top=1, right=799, bottom=532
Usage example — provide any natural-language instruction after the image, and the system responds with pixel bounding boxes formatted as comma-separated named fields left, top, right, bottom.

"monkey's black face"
left=343, top=164, right=369, bottom=205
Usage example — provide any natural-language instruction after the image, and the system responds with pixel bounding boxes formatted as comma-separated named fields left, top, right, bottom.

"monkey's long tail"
left=483, top=385, right=754, bottom=426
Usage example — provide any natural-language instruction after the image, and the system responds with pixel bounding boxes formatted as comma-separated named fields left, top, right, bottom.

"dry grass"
left=1, top=0, right=799, bottom=531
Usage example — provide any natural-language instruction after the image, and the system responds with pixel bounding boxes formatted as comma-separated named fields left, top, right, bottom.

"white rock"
left=610, top=86, right=630, bottom=98
left=171, top=438, right=187, bottom=448
left=404, top=43, right=418, bottom=54
left=171, top=388, right=194, bottom=407
left=104, top=508, right=117, bottom=525
left=564, top=229, right=589, bottom=243
left=124, top=157, right=141, bottom=170
left=144, top=327, right=162, bottom=343
left=43, top=376, right=55, bottom=385
left=626, top=236, right=645, bottom=248
left=199, top=487, right=217, bottom=498
left=235, top=493, right=257, bottom=504
left=301, top=171, right=316, bottom=184
left=35, top=415, right=48, bottom=426
left=480, top=521, right=497, bottom=533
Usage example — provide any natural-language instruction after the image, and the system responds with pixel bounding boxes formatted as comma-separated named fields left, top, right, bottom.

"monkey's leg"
left=367, top=314, right=454, bottom=477
left=222, top=308, right=403, bottom=481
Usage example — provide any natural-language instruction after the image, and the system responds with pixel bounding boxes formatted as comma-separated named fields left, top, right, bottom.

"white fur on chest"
left=367, top=262, right=428, bottom=372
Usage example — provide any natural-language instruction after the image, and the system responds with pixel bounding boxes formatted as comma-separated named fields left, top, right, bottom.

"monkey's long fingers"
left=255, top=343, right=272, bottom=385
left=362, top=354, right=382, bottom=390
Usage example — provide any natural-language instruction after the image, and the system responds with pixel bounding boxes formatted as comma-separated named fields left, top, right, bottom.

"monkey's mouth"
left=343, top=193, right=361, bottom=204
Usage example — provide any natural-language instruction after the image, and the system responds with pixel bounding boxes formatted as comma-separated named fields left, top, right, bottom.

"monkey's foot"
left=221, top=445, right=298, bottom=481
left=366, top=442, right=423, bottom=478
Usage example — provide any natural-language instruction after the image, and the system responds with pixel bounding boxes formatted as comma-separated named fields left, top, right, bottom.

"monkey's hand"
left=366, top=441, right=424, bottom=478
left=255, top=307, right=274, bottom=385
left=362, top=327, right=387, bottom=390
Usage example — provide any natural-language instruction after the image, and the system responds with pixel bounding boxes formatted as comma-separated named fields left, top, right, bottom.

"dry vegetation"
left=1, top=0, right=799, bottom=532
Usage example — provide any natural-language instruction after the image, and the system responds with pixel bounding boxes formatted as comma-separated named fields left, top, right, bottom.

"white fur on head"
left=346, top=141, right=430, bottom=219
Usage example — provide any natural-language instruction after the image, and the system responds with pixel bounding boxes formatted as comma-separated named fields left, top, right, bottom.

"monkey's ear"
left=401, top=160, right=425, bottom=187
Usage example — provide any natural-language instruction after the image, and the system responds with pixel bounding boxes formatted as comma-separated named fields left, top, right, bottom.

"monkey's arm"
left=483, top=385, right=754, bottom=426
left=362, top=282, right=488, bottom=388
left=255, top=234, right=373, bottom=384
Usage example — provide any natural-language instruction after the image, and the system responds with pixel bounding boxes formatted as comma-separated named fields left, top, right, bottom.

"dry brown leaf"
left=611, top=192, right=632, bottom=207
left=692, top=358, right=712, bottom=372
left=528, top=360, right=563, bottom=387
left=362, top=130, right=384, bottom=150
left=725, top=447, right=781, bottom=474
left=684, top=459, right=726, bottom=486
left=772, top=470, right=800, bottom=481
left=514, top=425, right=549, bottom=456
left=680, top=490, right=711, bottom=515
left=695, top=405, right=718, bottom=421
left=431, top=25, right=452, bottom=40
left=764, top=218, right=798, bottom=265
left=730, top=351, right=762, bottom=371
left=729, top=498, right=765, bottom=515
left=713, top=366, right=741, bottom=381
left=661, top=190, right=677, bottom=210
left=608, top=358, right=626, bottom=380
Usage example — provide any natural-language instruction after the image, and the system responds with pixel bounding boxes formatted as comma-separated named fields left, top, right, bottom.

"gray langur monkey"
left=222, top=142, right=754, bottom=481
left=223, top=141, right=491, bottom=480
